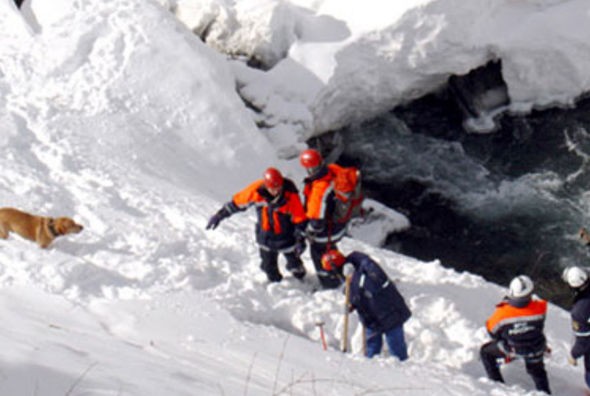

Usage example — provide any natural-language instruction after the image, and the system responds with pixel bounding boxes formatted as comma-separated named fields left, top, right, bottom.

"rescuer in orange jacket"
left=480, top=275, right=551, bottom=394
left=206, top=168, right=307, bottom=283
left=299, top=149, right=349, bottom=289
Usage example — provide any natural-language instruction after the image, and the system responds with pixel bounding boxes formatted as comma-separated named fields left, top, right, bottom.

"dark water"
left=335, top=88, right=590, bottom=308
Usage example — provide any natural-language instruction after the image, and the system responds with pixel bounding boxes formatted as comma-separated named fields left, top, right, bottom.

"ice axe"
left=315, top=321, right=327, bottom=351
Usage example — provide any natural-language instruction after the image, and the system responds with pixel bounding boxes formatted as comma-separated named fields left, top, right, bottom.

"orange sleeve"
left=287, top=191, right=307, bottom=225
left=486, top=303, right=507, bottom=334
left=304, top=179, right=331, bottom=220
left=232, top=180, right=264, bottom=208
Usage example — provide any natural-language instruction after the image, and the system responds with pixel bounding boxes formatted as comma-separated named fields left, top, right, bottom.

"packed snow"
left=0, top=0, right=589, bottom=394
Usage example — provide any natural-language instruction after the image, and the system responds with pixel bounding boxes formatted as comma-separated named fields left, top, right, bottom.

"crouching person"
left=321, top=249, right=411, bottom=360
left=480, top=275, right=551, bottom=394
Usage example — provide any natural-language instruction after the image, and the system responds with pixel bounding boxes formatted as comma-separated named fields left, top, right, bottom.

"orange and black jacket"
left=485, top=298, right=547, bottom=357
left=225, top=178, right=306, bottom=252
left=302, top=164, right=346, bottom=243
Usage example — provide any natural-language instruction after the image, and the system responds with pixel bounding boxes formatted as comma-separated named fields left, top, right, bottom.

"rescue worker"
left=321, top=249, right=411, bottom=360
left=480, top=275, right=551, bottom=394
left=299, top=149, right=347, bottom=289
left=206, top=168, right=307, bottom=282
left=562, top=266, right=590, bottom=391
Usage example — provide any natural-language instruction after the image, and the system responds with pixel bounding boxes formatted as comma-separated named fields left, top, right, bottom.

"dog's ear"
left=53, top=218, right=69, bottom=234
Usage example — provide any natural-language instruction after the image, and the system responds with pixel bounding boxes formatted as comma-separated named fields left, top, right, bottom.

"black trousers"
left=309, top=241, right=342, bottom=289
left=259, top=249, right=305, bottom=282
left=583, top=352, right=590, bottom=388
left=480, top=341, right=551, bottom=394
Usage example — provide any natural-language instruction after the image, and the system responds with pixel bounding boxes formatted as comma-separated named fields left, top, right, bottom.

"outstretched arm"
left=206, top=202, right=239, bottom=230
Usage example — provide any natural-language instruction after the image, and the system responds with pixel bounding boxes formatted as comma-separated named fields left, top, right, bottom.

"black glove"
left=206, top=207, right=230, bottom=230
left=294, top=235, right=307, bottom=256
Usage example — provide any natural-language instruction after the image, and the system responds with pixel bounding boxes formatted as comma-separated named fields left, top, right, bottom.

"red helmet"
left=321, top=249, right=346, bottom=272
left=299, top=149, right=322, bottom=169
left=263, top=167, right=284, bottom=190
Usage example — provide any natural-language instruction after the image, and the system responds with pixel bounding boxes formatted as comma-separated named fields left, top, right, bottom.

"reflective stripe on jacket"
left=232, top=178, right=306, bottom=251
left=302, top=166, right=332, bottom=221
left=302, top=166, right=346, bottom=243
left=485, top=299, right=547, bottom=356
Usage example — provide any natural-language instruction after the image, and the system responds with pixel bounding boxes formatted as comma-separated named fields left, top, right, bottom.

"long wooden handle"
left=362, top=325, right=366, bottom=356
left=341, top=275, right=352, bottom=352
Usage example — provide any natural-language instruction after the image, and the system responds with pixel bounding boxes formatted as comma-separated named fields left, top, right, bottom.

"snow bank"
left=4, top=0, right=279, bottom=200
left=172, top=0, right=590, bottom=142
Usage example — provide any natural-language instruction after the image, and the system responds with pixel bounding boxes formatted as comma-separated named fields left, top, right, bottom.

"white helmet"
left=508, top=275, right=534, bottom=299
left=562, top=266, right=589, bottom=289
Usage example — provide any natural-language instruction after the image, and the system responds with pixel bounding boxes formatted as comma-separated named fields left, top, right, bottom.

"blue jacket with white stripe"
left=346, top=252, right=411, bottom=332
left=571, top=287, right=590, bottom=359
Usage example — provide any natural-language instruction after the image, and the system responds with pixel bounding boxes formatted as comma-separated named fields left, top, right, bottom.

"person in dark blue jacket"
left=563, top=266, right=590, bottom=390
left=321, top=249, right=411, bottom=360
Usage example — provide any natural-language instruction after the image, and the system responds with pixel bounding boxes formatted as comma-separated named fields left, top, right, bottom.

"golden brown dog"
left=0, top=207, right=84, bottom=248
